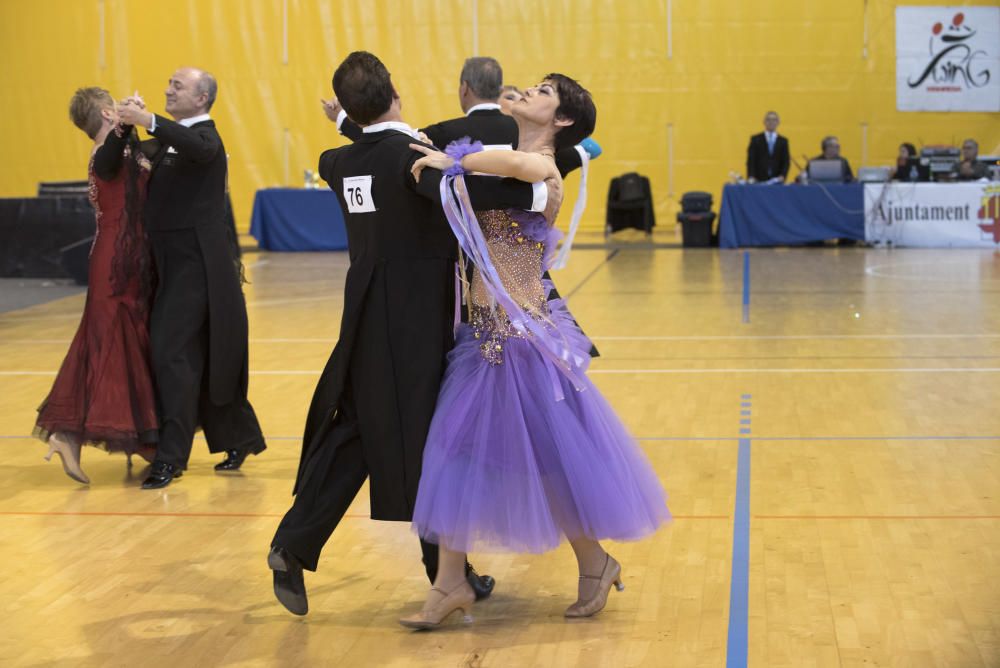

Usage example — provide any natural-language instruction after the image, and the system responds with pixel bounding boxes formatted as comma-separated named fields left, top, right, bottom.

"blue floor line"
left=726, top=393, right=752, bottom=667
left=742, top=251, right=750, bottom=324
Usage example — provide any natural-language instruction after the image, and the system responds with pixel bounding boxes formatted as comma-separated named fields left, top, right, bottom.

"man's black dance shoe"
left=141, top=462, right=183, bottom=489
left=268, top=546, right=308, bottom=616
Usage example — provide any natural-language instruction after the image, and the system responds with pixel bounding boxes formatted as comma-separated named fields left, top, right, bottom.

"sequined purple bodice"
left=470, top=209, right=553, bottom=365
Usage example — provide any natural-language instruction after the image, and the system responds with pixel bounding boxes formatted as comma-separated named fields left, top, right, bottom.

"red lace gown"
left=34, top=133, right=158, bottom=453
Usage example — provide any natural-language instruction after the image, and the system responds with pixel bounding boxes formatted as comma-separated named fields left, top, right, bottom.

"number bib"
left=343, top=175, right=376, bottom=213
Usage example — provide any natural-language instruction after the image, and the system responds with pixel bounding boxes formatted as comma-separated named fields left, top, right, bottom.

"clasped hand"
left=117, top=92, right=151, bottom=129
left=409, top=143, right=454, bottom=183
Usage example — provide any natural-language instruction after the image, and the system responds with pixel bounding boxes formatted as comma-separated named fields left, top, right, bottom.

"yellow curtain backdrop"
left=1, top=0, right=997, bottom=234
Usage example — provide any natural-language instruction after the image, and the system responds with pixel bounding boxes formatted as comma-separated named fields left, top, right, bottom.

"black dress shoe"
left=268, top=546, right=308, bottom=615
left=466, top=562, right=495, bottom=601
left=214, top=449, right=250, bottom=472
left=141, top=462, right=183, bottom=489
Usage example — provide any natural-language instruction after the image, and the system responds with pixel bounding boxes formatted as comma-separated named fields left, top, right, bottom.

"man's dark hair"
left=543, top=73, right=597, bottom=151
left=901, top=142, right=917, bottom=158
left=333, top=51, right=396, bottom=125
left=821, top=136, right=838, bottom=152
left=461, top=57, right=503, bottom=100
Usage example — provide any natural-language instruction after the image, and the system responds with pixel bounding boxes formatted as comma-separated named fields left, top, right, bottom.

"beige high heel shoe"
left=399, top=581, right=476, bottom=630
left=45, top=433, right=90, bottom=484
left=565, top=553, right=624, bottom=618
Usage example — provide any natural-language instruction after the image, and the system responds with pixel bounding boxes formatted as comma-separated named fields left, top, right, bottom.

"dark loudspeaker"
left=59, top=237, right=93, bottom=286
left=680, top=191, right=713, bottom=213
left=677, top=191, right=716, bottom=247
left=677, top=212, right=716, bottom=247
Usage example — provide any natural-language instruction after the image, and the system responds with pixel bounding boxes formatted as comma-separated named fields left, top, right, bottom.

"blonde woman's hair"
left=69, top=87, right=114, bottom=139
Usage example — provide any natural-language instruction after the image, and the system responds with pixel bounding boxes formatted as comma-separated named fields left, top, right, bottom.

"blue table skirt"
left=250, top=188, right=347, bottom=251
left=719, top=183, right=865, bottom=248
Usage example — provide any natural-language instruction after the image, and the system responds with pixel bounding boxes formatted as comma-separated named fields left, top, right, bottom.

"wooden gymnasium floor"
left=1, top=245, right=999, bottom=667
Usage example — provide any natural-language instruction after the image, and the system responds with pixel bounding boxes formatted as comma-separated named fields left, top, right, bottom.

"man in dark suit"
left=267, top=51, right=544, bottom=616
left=746, top=111, right=790, bottom=183
left=119, top=68, right=266, bottom=489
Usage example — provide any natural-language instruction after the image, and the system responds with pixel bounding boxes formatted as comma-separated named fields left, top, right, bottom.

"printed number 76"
left=347, top=186, right=364, bottom=206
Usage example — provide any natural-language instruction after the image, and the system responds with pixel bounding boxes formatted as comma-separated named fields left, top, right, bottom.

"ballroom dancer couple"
left=268, top=51, right=670, bottom=629
left=36, top=67, right=265, bottom=489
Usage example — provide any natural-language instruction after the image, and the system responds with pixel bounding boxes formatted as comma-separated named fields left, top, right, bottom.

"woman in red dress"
left=34, top=87, right=158, bottom=483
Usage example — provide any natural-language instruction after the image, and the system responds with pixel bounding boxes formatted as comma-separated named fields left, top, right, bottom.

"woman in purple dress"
left=401, top=74, right=670, bottom=629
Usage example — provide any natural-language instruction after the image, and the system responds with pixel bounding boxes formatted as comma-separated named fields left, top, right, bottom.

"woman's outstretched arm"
left=409, top=143, right=558, bottom=184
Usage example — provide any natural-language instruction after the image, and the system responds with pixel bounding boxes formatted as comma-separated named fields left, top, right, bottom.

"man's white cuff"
left=530, top=181, right=548, bottom=212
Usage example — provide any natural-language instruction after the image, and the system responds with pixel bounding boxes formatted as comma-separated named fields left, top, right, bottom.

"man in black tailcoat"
left=119, top=67, right=266, bottom=489
left=267, top=52, right=546, bottom=616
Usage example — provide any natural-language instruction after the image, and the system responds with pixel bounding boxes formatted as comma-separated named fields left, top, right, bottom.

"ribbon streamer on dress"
left=551, top=144, right=590, bottom=270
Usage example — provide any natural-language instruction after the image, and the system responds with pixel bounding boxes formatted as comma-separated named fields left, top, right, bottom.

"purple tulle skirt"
left=412, top=299, right=670, bottom=554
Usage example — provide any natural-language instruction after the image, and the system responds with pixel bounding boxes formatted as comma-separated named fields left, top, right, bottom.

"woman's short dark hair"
left=69, top=87, right=114, bottom=139
left=542, top=73, right=596, bottom=151
left=900, top=142, right=917, bottom=158
left=333, top=51, right=396, bottom=125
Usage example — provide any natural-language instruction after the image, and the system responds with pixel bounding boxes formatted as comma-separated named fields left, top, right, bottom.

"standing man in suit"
left=267, top=51, right=545, bottom=616
left=119, top=67, right=266, bottom=489
left=746, top=111, right=790, bottom=183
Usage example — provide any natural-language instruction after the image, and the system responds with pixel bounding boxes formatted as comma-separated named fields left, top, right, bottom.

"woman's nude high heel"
left=45, top=433, right=90, bottom=484
left=399, top=581, right=476, bottom=630
left=565, top=553, right=624, bottom=618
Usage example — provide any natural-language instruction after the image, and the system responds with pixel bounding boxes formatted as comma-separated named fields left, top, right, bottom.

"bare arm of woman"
left=409, top=143, right=559, bottom=184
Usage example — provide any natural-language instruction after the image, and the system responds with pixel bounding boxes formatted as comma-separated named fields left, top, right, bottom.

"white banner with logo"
left=896, top=6, right=1000, bottom=112
left=865, top=183, right=1000, bottom=247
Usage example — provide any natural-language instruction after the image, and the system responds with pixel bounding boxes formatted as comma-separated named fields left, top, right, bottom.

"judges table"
left=719, top=183, right=864, bottom=248
left=250, top=188, right=347, bottom=251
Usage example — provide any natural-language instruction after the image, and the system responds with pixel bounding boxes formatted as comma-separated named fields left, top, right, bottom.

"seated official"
left=807, top=136, right=854, bottom=183
left=890, top=142, right=918, bottom=181
left=746, top=110, right=790, bottom=183
left=952, top=138, right=990, bottom=181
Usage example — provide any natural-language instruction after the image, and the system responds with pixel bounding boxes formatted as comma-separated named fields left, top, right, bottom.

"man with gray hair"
left=953, top=138, right=990, bottom=181
left=119, top=67, right=266, bottom=489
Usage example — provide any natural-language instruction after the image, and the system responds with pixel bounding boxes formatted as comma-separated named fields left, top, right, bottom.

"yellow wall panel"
left=0, top=0, right=997, bottom=234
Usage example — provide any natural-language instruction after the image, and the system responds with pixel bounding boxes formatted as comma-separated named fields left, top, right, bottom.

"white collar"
left=466, top=103, right=501, bottom=116
left=362, top=121, right=418, bottom=138
left=178, top=113, right=212, bottom=127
